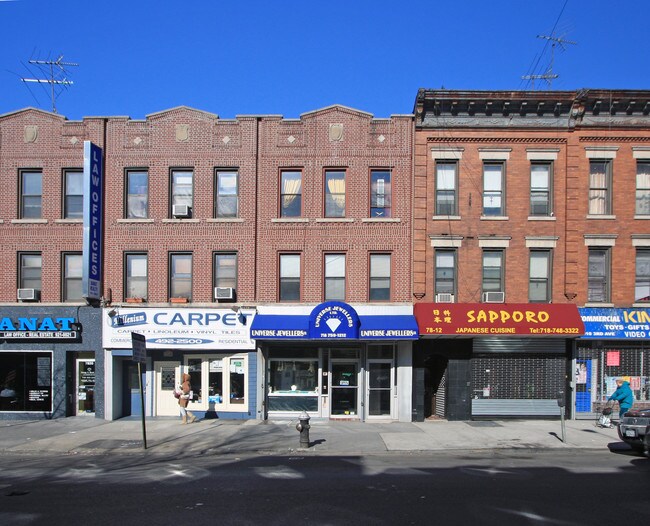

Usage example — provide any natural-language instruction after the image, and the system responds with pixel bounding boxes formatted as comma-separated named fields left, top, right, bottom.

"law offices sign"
left=102, top=308, right=256, bottom=350
left=82, top=141, right=103, bottom=301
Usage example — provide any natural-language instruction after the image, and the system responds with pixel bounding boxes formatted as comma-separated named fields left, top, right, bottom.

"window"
left=280, top=170, right=302, bottom=217
left=435, top=163, right=457, bottom=215
left=325, top=254, right=346, bottom=301
left=279, top=254, right=300, bottom=301
left=370, top=169, right=391, bottom=217
left=369, top=254, right=391, bottom=301
left=589, top=160, right=612, bottom=215
left=435, top=250, right=456, bottom=296
left=125, top=253, right=147, bottom=300
left=20, top=170, right=42, bottom=219
left=483, top=163, right=504, bottom=216
left=215, top=170, right=238, bottom=218
left=530, top=163, right=552, bottom=216
left=214, top=253, right=237, bottom=289
left=325, top=170, right=345, bottom=217
left=170, top=253, right=192, bottom=300
left=126, top=170, right=148, bottom=219
left=636, top=161, right=650, bottom=215
left=635, top=249, right=650, bottom=303
left=171, top=169, right=193, bottom=215
left=529, top=250, right=552, bottom=303
left=184, top=355, right=247, bottom=412
left=63, top=253, right=83, bottom=302
left=63, top=170, right=83, bottom=219
left=19, top=253, right=42, bottom=293
left=482, top=250, right=504, bottom=293
left=588, top=248, right=610, bottom=302
left=0, top=351, right=52, bottom=412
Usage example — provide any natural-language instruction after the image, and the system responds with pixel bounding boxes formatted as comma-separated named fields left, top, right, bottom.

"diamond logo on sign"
left=326, top=318, right=341, bottom=332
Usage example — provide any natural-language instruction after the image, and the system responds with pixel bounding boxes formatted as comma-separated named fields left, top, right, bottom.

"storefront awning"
left=251, top=302, right=418, bottom=340
left=415, top=303, right=585, bottom=337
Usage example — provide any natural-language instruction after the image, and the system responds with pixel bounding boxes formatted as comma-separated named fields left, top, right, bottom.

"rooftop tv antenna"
left=522, top=34, right=576, bottom=90
left=20, top=54, right=78, bottom=113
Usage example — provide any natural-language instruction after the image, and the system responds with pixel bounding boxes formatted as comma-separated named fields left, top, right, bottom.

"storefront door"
left=76, top=359, right=95, bottom=415
left=366, top=360, right=393, bottom=419
left=575, top=359, right=593, bottom=413
left=154, top=361, right=181, bottom=416
left=330, top=361, right=360, bottom=418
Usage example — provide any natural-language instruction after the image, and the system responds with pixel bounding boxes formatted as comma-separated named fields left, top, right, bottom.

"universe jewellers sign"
left=414, top=303, right=585, bottom=336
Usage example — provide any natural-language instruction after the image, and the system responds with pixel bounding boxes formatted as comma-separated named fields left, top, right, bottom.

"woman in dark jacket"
left=608, top=379, right=634, bottom=419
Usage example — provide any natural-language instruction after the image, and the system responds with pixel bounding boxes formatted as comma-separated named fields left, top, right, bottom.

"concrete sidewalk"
left=0, top=415, right=626, bottom=457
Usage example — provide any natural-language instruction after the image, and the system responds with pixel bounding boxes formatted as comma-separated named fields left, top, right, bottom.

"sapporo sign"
left=414, top=303, right=585, bottom=336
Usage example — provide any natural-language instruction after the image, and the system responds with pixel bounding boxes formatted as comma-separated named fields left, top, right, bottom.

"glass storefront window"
left=0, top=351, right=52, bottom=412
left=269, top=360, right=318, bottom=393
left=184, top=355, right=247, bottom=411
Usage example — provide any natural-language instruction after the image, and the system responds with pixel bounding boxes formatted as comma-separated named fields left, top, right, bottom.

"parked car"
left=617, top=408, right=650, bottom=454
left=644, top=423, right=650, bottom=458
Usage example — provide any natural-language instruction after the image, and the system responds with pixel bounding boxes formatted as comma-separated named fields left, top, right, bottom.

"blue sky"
left=1, top=0, right=648, bottom=120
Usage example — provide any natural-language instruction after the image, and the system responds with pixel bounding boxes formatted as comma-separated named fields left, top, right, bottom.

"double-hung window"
left=171, top=169, right=193, bottom=217
left=63, top=170, right=83, bottom=219
left=483, top=163, right=504, bottom=216
left=125, top=253, right=148, bottom=300
left=529, top=250, right=552, bottom=303
left=126, top=170, right=148, bottom=219
left=279, top=254, right=300, bottom=301
left=214, top=253, right=237, bottom=293
left=63, top=253, right=83, bottom=302
left=435, top=250, right=456, bottom=296
left=280, top=170, right=302, bottom=217
left=635, top=249, right=650, bottom=303
left=435, top=163, right=457, bottom=215
left=324, top=254, right=346, bottom=301
left=482, top=250, right=504, bottom=293
left=325, top=170, right=346, bottom=217
left=588, top=248, right=610, bottom=302
left=215, top=170, right=238, bottom=218
left=19, top=253, right=42, bottom=295
left=170, top=253, right=192, bottom=300
left=370, top=170, right=391, bottom=217
left=369, top=254, right=391, bottom=301
left=589, top=160, right=612, bottom=215
left=636, top=161, right=650, bottom=216
left=530, top=163, right=552, bottom=216
left=20, top=170, right=42, bottom=219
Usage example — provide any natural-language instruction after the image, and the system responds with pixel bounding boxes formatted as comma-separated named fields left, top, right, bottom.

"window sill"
left=11, top=219, right=48, bottom=224
left=314, top=218, right=355, bottom=223
left=271, top=218, right=309, bottom=223
left=116, top=218, right=155, bottom=223
left=161, top=218, right=200, bottom=223
left=634, top=215, right=650, bottom=220
left=584, top=302, right=615, bottom=308
left=170, top=297, right=189, bottom=304
left=125, top=297, right=146, bottom=303
left=206, top=218, right=245, bottom=223
left=431, top=215, right=461, bottom=221
left=480, top=216, right=509, bottom=221
left=528, top=216, right=557, bottom=221
left=55, top=218, right=83, bottom=224
left=586, top=215, right=616, bottom=220
left=632, top=303, right=650, bottom=307
left=361, top=217, right=401, bottom=223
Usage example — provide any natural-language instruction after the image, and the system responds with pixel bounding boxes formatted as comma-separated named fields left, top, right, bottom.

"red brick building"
left=412, top=89, right=650, bottom=421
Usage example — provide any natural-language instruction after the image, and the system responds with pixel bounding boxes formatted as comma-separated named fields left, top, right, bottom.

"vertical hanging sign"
left=82, top=141, right=103, bottom=301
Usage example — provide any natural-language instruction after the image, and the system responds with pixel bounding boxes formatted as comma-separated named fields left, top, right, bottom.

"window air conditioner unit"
left=435, top=293, right=455, bottom=303
left=17, top=288, right=39, bottom=301
left=215, top=287, right=235, bottom=301
left=172, top=204, right=191, bottom=218
left=483, top=291, right=505, bottom=303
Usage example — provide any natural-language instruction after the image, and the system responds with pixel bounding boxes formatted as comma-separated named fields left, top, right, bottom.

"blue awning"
left=250, top=309, right=418, bottom=341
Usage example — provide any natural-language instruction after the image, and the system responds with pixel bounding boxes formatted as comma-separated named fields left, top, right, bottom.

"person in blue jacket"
left=608, top=378, right=634, bottom=419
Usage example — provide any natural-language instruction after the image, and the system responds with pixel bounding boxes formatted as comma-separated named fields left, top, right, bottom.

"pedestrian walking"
left=608, top=378, right=634, bottom=419
left=177, top=373, right=197, bottom=424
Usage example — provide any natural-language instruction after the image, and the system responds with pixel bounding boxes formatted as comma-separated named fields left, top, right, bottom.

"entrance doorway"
left=366, top=360, right=393, bottom=418
left=154, top=361, right=181, bottom=416
left=75, top=359, right=95, bottom=415
left=330, top=361, right=359, bottom=418
left=424, top=355, right=448, bottom=419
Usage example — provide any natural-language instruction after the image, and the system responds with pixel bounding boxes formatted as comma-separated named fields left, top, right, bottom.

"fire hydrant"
left=295, top=411, right=311, bottom=448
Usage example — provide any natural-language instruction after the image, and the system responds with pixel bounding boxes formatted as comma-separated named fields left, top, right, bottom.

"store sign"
left=309, top=302, right=360, bottom=339
left=415, top=303, right=584, bottom=336
left=103, top=308, right=255, bottom=350
left=579, top=308, right=650, bottom=339
left=82, top=141, right=104, bottom=301
left=0, top=316, right=77, bottom=339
